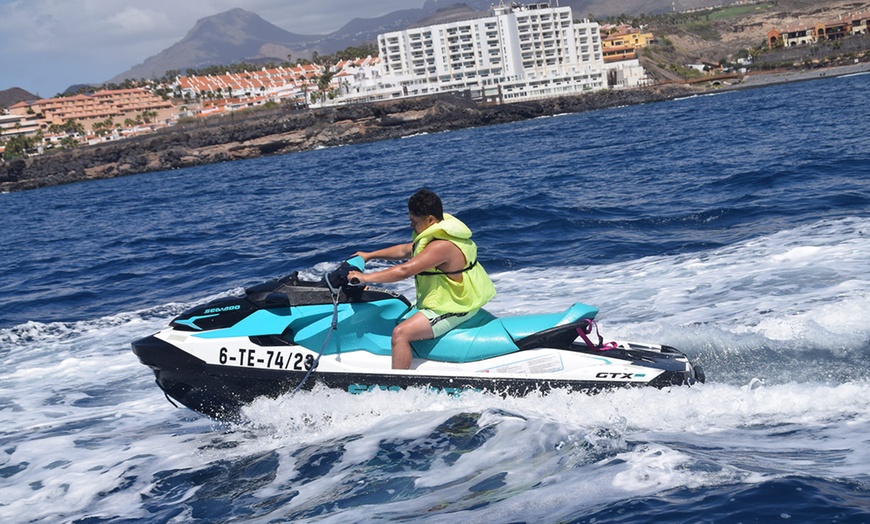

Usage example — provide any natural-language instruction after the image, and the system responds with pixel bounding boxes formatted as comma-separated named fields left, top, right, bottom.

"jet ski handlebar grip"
left=347, top=255, right=366, bottom=271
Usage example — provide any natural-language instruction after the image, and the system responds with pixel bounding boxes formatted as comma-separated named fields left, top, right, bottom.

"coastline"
left=2, top=61, right=868, bottom=194
left=721, top=61, right=870, bottom=91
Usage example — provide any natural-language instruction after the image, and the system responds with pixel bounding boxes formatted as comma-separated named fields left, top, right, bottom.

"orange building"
left=768, top=12, right=869, bottom=48
left=9, top=88, right=175, bottom=133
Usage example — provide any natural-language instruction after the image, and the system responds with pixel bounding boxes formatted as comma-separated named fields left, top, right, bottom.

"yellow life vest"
left=411, top=213, right=496, bottom=313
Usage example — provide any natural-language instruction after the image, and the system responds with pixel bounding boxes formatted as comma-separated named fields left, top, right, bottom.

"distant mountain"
left=0, top=87, right=38, bottom=108
left=317, top=7, right=442, bottom=51
left=108, top=6, right=453, bottom=84
left=411, top=4, right=485, bottom=28
left=109, top=8, right=309, bottom=83
left=107, top=0, right=743, bottom=86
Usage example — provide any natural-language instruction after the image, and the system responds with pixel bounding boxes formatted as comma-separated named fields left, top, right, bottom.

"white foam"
left=227, top=378, right=870, bottom=523
left=488, top=217, right=870, bottom=361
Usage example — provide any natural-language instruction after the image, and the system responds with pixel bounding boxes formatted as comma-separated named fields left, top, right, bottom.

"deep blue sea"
left=2, top=73, right=870, bottom=523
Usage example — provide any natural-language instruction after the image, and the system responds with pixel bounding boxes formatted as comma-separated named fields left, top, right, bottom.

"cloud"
left=1, top=1, right=177, bottom=57
left=0, top=0, right=421, bottom=95
left=105, top=7, right=173, bottom=36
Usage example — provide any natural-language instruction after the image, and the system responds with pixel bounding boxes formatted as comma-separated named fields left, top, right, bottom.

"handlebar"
left=347, top=255, right=365, bottom=286
left=326, top=256, right=367, bottom=289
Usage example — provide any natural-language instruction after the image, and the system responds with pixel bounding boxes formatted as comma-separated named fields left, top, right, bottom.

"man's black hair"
left=408, top=189, right=444, bottom=220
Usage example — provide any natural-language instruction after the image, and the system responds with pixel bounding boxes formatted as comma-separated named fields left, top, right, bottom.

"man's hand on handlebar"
left=347, top=270, right=365, bottom=286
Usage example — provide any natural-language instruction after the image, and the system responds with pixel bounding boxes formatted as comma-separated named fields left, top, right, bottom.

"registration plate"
left=218, top=346, right=314, bottom=371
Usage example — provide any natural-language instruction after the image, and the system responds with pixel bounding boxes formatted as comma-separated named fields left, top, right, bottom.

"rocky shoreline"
left=2, top=62, right=868, bottom=194
left=0, top=84, right=699, bottom=193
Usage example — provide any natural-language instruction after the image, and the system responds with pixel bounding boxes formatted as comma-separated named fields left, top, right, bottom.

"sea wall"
left=0, top=85, right=694, bottom=193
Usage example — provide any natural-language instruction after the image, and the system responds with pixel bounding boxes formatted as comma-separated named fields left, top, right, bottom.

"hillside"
left=109, top=9, right=310, bottom=83
left=638, top=0, right=870, bottom=72
left=0, top=87, right=38, bottom=109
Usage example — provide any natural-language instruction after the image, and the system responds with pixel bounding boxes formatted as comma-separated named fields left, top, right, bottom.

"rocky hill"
left=0, top=87, right=38, bottom=109
left=642, top=0, right=870, bottom=66
left=110, top=9, right=312, bottom=83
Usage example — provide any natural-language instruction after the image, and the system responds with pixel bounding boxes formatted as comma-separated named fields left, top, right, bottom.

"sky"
left=0, top=0, right=422, bottom=98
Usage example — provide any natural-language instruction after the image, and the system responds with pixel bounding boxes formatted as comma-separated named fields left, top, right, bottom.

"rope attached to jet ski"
left=289, top=268, right=344, bottom=396
left=576, top=318, right=618, bottom=351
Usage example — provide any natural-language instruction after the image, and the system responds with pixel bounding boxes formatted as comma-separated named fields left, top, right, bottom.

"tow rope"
left=289, top=272, right=342, bottom=396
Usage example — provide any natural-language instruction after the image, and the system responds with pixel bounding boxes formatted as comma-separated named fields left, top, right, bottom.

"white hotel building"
left=347, top=2, right=609, bottom=104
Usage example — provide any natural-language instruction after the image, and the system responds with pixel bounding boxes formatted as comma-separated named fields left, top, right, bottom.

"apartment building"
left=768, top=12, right=870, bottom=48
left=176, top=58, right=384, bottom=111
left=172, top=3, right=641, bottom=110
left=176, top=64, right=324, bottom=103
left=601, top=26, right=654, bottom=63
left=370, top=2, right=606, bottom=103
left=852, top=12, right=870, bottom=34
left=0, top=112, right=42, bottom=139
left=9, top=88, right=174, bottom=132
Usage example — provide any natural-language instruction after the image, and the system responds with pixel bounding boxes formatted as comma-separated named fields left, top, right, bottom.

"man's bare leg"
left=391, top=312, right=434, bottom=369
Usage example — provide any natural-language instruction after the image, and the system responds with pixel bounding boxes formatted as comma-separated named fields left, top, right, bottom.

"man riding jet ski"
left=348, top=189, right=497, bottom=370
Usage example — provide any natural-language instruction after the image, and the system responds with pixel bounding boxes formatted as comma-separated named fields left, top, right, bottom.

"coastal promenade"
left=2, top=61, right=868, bottom=194
left=723, top=61, right=870, bottom=90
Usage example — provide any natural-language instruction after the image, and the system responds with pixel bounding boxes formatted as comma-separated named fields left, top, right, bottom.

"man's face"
left=409, top=213, right=435, bottom=234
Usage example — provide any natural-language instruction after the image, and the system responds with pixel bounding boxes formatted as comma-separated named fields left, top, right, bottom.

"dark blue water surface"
left=1, top=74, right=870, bottom=523
left=3, top=75, right=867, bottom=329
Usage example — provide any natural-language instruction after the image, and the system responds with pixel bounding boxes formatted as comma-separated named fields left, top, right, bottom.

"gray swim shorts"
left=419, top=308, right=480, bottom=338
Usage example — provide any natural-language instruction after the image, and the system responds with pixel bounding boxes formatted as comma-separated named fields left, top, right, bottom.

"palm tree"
left=3, top=134, right=36, bottom=160
left=93, top=118, right=115, bottom=137
left=61, top=119, right=85, bottom=136
left=134, top=111, right=155, bottom=125
left=60, top=136, right=79, bottom=149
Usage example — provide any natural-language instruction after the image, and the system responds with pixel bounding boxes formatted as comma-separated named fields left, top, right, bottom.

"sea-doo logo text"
left=596, top=372, right=636, bottom=379
left=204, top=305, right=241, bottom=314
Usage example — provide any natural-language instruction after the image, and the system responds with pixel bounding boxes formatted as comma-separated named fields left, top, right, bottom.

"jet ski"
left=132, top=256, right=705, bottom=419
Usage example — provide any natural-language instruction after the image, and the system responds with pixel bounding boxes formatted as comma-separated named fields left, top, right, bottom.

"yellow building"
left=602, top=29, right=654, bottom=49
left=601, top=26, right=654, bottom=63
left=602, top=45, right=637, bottom=62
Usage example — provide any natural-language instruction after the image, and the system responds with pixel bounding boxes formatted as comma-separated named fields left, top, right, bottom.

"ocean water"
left=1, top=73, right=869, bottom=523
